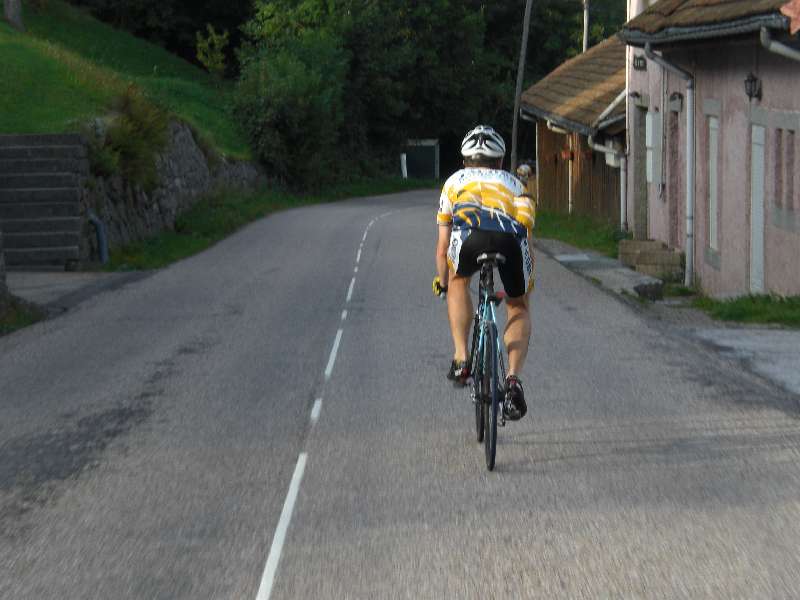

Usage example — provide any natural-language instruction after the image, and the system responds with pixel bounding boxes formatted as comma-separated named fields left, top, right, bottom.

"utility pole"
left=510, top=0, right=534, bottom=172
left=583, top=0, right=591, bottom=52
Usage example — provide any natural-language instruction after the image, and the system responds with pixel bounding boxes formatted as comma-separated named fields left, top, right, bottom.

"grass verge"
left=692, top=294, right=800, bottom=327
left=534, top=211, right=624, bottom=257
left=663, top=283, right=697, bottom=298
left=108, top=179, right=437, bottom=270
left=0, top=298, right=45, bottom=337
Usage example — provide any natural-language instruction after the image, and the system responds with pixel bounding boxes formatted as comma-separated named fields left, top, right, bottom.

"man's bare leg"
left=446, top=271, right=473, bottom=362
left=505, top=294, right=531, bottom=376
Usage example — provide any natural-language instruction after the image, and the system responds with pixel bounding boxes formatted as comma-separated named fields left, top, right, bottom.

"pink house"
left=620, top=0, right=800, bottom=297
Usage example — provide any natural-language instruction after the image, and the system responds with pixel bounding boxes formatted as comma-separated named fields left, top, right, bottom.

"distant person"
left=432, top=125, right=535, bottom=420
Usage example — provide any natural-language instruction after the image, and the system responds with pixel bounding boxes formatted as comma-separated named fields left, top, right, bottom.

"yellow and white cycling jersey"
left=437, top=168, right=534, bottom=238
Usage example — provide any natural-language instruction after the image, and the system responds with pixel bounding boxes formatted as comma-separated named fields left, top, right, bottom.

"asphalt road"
left=2, top=190, right=800, bottom=599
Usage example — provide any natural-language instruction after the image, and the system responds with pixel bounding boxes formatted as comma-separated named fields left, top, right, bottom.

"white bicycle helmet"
left=461, top=125, right=506, bottom=159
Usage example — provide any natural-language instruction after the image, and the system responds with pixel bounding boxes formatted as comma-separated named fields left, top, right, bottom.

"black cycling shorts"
left=447, top=229, right=534, bottom=298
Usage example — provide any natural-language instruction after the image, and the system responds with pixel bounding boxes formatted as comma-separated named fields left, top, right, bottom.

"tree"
left=4, top=0, right=24, bottom=31
left=68, top=0, right=254, bottom=70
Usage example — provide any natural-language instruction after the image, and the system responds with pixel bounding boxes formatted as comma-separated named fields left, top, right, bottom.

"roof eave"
left=619, top=14, right=788, bottom=47
left=597, top=112, right=626, bottom=132
left=520, top=104, right=595, bottom=137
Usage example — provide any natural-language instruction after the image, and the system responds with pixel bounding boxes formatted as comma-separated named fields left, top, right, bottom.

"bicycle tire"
left=469, top=313, right=484, bottom=443
left=474, top=373, right=484, bottom=443
left=484, top=322, right=498, bottom=470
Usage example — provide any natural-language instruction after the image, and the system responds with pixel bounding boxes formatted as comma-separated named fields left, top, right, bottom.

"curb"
left=534, top=238, right=664, bottom=302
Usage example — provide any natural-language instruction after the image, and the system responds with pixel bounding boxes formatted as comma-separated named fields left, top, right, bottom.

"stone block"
left=618, top=239, right=669, bottom=267
left=634, top=279, right=664, bottom=301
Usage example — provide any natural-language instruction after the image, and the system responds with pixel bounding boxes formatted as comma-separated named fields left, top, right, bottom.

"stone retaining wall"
left=80, top=121, right=264, bottom=258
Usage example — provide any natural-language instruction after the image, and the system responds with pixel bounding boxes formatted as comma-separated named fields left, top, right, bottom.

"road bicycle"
left=467, top=252, right=509, bottom=471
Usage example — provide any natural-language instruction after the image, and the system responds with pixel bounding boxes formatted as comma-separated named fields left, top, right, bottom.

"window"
left=708, top=116, right=720, bottom=250
left=646, top=112, right=654, bottom=183
left=787, top=130, right=796, bottom=211
left=775, top=129, right=784, bottom=208
left=775, top=128, right=797, bottom=211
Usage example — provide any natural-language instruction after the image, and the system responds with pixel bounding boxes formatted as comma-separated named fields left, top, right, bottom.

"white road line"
left=356, top=249, right=362, bottom=263
left=346, top=277, right=356, bottom=303
left=255, top=453, right=308, bottom=600
left=310, top=399, right=322, bottom=424
left=354, top=267, right=358, bottom=273
left=341, top=309, right=348, bottom=321
left=324, top=329, right=343, bottom=380
left=361, top=231, right=368, bottom=243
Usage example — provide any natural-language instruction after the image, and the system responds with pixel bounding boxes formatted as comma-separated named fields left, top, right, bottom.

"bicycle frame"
left=472, top=264, right=507, bottom=422
left=475, top=296, right=502, bottom=375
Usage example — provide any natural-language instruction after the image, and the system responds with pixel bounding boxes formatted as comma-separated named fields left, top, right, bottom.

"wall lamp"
left=745, top=72, right=762, bottom=101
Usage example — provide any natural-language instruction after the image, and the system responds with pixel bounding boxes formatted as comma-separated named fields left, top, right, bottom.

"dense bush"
left=107, top=86, right=169, bottom=189
left=233, top=33, right=347, bottom=184
left=87, top=85, right=169, bottom=190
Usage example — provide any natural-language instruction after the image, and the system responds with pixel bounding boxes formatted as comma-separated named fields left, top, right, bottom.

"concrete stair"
left=0, top=134, right=86, bottom=269
left=619, top=239, right=684, bottom=281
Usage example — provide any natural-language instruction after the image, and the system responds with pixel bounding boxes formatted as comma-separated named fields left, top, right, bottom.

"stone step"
left=0, top=134, right=84, bottom=147
left=0, top=173, right=78, bottom=189
left=0, top=202, right=80, bottom=219
left=0, top=145, right=88, bottom=160
left=3, top=232, right=81, bottom=249
left=4, top=246, right=80, bottom=267
left=618, top=239, right=668, bottom=253
left=0, top=188, right=80, bottom=204
left=0, top=158, right=89, bottom=175
left=0, top=217, right=81, bottom=234
left=635, top=250, right=683, bottom=266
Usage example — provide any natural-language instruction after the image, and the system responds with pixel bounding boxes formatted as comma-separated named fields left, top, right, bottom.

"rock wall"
left=80, top=121, right=264, bottom=258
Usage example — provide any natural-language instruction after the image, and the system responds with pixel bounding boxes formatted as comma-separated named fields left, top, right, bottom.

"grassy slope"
left=1, top=2, right=249, bottom=158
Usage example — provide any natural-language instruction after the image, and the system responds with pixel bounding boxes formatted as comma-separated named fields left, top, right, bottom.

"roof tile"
left=520, top=36, right=625, bottom=133
left=625, top=0, right=787, bottom=34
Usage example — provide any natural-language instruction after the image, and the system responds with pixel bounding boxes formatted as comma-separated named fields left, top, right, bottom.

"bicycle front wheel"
left=483, top=322, right=498, bottom=471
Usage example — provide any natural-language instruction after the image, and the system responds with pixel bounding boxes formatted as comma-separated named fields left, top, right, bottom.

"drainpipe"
left=620, top=156, right=628, bottom=230
left=88, top=210, right=109, bottom=265
left=761, top=27, right=800, bottom=62
left=588, top=90, right=627, bottom=230
left=645, top=43, right=695, bottom=287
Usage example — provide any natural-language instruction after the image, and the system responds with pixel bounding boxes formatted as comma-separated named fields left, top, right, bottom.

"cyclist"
left=433, top=125, right=534, bottom=420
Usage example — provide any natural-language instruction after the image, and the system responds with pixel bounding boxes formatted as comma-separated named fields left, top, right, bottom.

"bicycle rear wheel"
left=483, top=323, right=498, bottom=470
left=469, top=314, right=484, bottom=443
left=473, top=373, right=484, bottom=443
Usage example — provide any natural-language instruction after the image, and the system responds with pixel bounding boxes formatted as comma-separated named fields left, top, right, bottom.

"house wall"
left=627, top=38, right=800, bottom=297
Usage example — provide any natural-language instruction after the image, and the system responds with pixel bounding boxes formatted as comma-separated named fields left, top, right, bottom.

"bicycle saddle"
left=476, top=252, right=506, bottom=266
